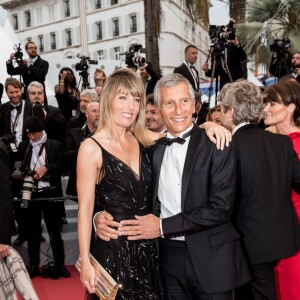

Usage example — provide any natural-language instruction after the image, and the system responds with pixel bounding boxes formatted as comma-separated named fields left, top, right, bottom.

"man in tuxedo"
left=174, top=44, right=199, bottom=91
left=0, top=140, right=13, bottom=260
left=28, top=81, right=66, bottom=142
left=219, top=80, right=300, bottom=300
left=6, top=41, right=49, bottom=99
left=97, top=74, right=250, bottom=299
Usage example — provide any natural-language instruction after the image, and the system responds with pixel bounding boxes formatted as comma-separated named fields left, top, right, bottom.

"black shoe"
left=39, top=233, right=46, bottom=242
left=13, top=235, right=27, bottom=246
left=57, top=265, right=71, bottom=278
left=41, top=261, right=60, bottom=280
left=28, top=266, right=40, bottom=278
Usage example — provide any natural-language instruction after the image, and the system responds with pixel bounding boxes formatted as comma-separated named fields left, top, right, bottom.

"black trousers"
left=27, top=193, right=65, bottom=266
left=159, top=239, right=234, bottom=300
left=235, top=261, right=278, bottom=300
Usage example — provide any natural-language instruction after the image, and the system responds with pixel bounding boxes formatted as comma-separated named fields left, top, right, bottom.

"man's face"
left=139, top=66, right=149, bottom=79
left=159, top=82, right=195, bottom=137
left=146, top=103, right=165, bottom=133
left=28, top=86, right=45, bottom=105
left=185, top=47, right=198, bottom=65
left=26, top=43, right=38, bottom=58
left=6, top=85, right=22, bottom=105
left=292, top=53, right=300, bottom=69
left=220, top=104, right=233, bottom=131
left=27, top=132, right=43, bottom=142
left=80, top=95, right=92, bottom=113
left=86, top=102, right=100, bottom=130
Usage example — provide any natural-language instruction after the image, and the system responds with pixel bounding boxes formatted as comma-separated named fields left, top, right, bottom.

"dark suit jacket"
left=0, top=140, right=13, bottom=245
left=174, top=63, right=199, bottom=91
left=6, top=56, right=49, bottom=89
left=232, top=124, right=300, bottom=265
left=152, top=126, right=250, bottom=294
left=0, top=100, right=32, bottom=142
left=18, top=139, right=63, bottom=196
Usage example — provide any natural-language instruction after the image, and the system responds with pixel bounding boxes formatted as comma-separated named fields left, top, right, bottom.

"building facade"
left=0, top=0, right=209, bottom=77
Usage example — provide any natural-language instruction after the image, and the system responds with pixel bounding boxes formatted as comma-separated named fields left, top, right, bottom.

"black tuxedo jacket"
left=232, top=124, right=300, bottom=264
left=152, top=126, right=250, bottom=294
left=6, top=56, right=49, bottom=89
left=174, top=63, right=199, bottom=91
left=0, top=100, right=32, bottom=142
left=18, top=139, right=63, bottom=196
left=0, top=141, right=13, bottom=245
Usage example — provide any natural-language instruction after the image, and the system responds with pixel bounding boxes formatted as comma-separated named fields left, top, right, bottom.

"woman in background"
left=55, top=67, right=80, bottom=121
left=263, top=80, right=300, bottom=300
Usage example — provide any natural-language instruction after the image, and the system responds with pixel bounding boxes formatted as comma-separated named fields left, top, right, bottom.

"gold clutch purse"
left=76, top=254, right=119, bottom=300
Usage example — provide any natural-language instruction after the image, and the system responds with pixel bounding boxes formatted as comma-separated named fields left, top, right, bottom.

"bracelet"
left=78, top=255, right=90, bottom=262
left=59, top=81, right=64, bottom=84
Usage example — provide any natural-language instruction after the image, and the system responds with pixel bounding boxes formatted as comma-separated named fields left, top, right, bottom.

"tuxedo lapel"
left=152, top=143, right=166, bottom=212
left=181, top=126, right=200, bottom=210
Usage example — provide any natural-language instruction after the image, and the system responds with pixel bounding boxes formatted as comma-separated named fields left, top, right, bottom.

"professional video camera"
left=75, top=54, right=98, bottom=89
left=121, top=44, right=146, bottom=68
left=0, top=132, right=18, bottom=152
left=270, top=38, right=291, bottom=55
left=209, top=18, right=236, bottom=44
left=13, top=43, right=24, bottom=64
left=20, top=166, right=36, bottom=208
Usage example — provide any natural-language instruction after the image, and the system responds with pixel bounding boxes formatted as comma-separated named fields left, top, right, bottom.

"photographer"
left=139, top=61, right=161, bottom=95
left=6, top=42, right=49, bottom=99
left=19, top=116, right=69, bottom=279
left=270, top=50, right=300, bottom=81
left=202, top=36, right=247, bottom=90
left=28, top=81, right=66, bottom=142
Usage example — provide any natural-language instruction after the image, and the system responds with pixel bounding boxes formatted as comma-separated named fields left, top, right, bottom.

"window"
left=36, top=7, right=43, bottom=24
left=111, top=0, right=118, bottom=5
left=97, top=50, right=104, bottom=60
left=96, top=22, right=103, bottom=40
left=66, top=29, right=72, bottom=46
left=27, top=37, right=32, bottom=42
left=113, top=47, right=121, bottom=60
left=38, top=35, right=44, bottom=52
left=49, top=3, right=55, bottom=20
left=65, top=0, right=70, bottom=17
left=95, top=0, right=101, bottom=9
left=113, top=19, right=119, bottom=37
left=130, top=15, right=137, bottom=33
left=25, top=10, right=31, bottom=27
left=50, top=32, right=56, bottom=50
left=13, top=14, right=18, bottom=30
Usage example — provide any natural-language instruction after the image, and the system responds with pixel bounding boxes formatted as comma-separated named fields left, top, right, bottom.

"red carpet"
left=17, top=266, right=86, bottom=300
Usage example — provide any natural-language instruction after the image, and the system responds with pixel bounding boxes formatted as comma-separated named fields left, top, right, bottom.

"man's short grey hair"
left=154, top=73, right=195, bottom=108
left=27, top=81, right=44, bottom=92
left=218, top=80, right=265, bottom=125
left=80, top=89, right=99, bottom=102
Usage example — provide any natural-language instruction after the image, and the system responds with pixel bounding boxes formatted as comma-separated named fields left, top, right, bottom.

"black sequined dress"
left=88, top=138, right=163, bottom=300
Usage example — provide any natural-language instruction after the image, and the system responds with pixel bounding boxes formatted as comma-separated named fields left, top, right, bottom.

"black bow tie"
left=160, top=127, right=194, bottom=146
left=10, top=104, right=21, bottom=113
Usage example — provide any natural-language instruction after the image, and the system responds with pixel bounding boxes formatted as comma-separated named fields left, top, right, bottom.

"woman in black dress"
left=77, top=68, right=163, bottom=299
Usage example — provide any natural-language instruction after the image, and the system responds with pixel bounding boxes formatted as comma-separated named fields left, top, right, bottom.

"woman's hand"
left=80, top=258, right=96, bottom=293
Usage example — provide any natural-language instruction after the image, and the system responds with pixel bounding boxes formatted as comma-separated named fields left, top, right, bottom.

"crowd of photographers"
left=1, top=22, right=300, bottom=287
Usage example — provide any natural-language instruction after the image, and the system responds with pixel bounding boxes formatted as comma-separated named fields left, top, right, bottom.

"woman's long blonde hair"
left=97, top=68, right=153, bottom=147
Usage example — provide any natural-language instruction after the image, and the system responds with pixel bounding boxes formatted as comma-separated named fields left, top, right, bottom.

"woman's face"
left=111, top=90, right=141, bottom=129
left=263, top=101, right=290, bottom=126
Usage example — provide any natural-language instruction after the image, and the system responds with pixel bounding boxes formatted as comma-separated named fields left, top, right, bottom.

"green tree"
left=144, top=0, right=210, bottom=73
left=235, top=0, right=300, bottom=70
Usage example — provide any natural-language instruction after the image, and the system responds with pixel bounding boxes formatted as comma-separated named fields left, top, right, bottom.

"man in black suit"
left=19, top=116, right=70, bottom=279
left=219, top=80, right=300, bottom=300
left=174, top=44, right=200, bottom=91
left=139, top=61, right=161, bottom=95
left=28, top=81, right=66, bottom=142
left=6, top=41, right=49, bottom=99
left=64, top=102, right=99, bottom=197
left=99, top=74, right=250, bottom=299
left=0, top=140, right=13, bottom=260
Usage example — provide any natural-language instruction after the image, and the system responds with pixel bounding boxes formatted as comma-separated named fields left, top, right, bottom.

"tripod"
left=206, top=42, right=233, bottom=106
